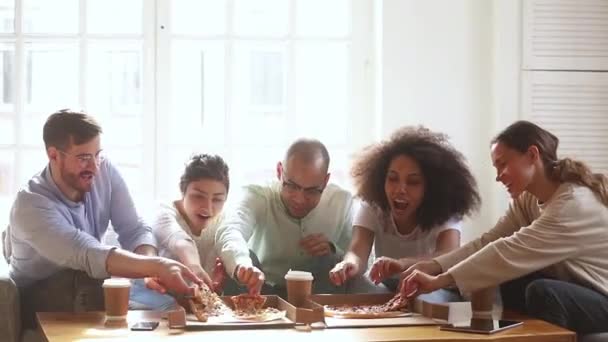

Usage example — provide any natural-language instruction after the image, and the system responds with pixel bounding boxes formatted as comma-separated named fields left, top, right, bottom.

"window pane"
left=87, top=0, right=142, bottom=34
left=0, top=151, right=14, bottom=226
left=0, top=150, right=13, bottom=195
left=170, top=40, right=225, bottom=146
left=0, top=0, right=14, bottom=33
left=19, top=149, right=46, bottom=185
left=231, top=43, right=287, bottom=146
left=25, top=43, right=79, bottom=113
left=104, top=147, right=143, bottom=197
left=0, top=44, right=14, bottom=110
left=20, top=113, right=46, bottom=146
left=0, top=117, right=14, bottom=144
left=23, top=0, right=78, bottom=34
left=172, top=0, right=225, bottom=35
left=227, top=147, right=281, bottom=194
left=295, top=42, right=349, bottom=145
left=327, top=148, right=353, bottom=191
left=97, top=116, right=143, bottom=147
left=233, top=0, right=288, bottom=37
left=87, top=42, right=143, bottom=118
left=296, top=0, right=350, bottom=37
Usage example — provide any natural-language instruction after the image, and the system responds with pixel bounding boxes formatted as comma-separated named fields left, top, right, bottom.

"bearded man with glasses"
left=216, top=138, right=355, bottom=297
left=5, top=109, right=202, bottom=330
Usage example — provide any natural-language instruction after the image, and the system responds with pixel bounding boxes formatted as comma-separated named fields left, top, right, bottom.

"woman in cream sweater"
left=400, top=121, right=608, bottom=334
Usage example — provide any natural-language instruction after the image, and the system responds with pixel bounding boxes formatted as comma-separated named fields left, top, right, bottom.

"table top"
left=36, top=310, right=576, bottom=342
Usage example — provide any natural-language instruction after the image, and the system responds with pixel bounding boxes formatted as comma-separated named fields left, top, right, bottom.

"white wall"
left=376, top=0, right=522, bottom=241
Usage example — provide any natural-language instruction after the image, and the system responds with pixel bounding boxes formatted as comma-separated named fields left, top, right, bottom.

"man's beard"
left=61, top=168, right=95, bottom=195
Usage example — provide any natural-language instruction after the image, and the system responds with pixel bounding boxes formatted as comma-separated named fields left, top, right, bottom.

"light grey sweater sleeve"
left=434, top=193, right=533, bottom=272
left=11, top=193, right=114, bottom=279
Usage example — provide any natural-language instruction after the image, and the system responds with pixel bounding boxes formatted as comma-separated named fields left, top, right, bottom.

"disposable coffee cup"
left=471, top=287, right=498, bottom=319
left=102, top=278, right=131, bottom=326
left=284, top=270, right=313, bottom=307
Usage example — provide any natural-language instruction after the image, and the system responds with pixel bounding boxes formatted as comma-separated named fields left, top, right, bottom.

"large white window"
left=0, top=0, right=373, bottom=227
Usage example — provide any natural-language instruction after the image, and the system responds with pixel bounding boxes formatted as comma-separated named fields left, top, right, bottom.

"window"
left=0, top=0, right=373, bottom=228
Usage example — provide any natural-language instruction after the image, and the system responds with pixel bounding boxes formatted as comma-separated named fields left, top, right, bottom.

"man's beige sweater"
left=435, top=183, right=608, bottom=296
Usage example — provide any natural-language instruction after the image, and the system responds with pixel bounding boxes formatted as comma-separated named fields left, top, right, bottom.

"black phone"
left=130, top=321, right=159, bottom=331
left=440, top=318, right=523, bottom=334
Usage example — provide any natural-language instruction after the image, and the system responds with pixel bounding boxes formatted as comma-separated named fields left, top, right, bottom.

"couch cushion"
left=0, top=256, right=20, bottom=342
left=20, top=269, right=104, bottom=330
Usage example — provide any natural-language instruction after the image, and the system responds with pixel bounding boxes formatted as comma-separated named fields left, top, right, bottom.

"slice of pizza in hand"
left=187, top=284, right=230, bottom=321
left=382, top=292, right=409, bottom=311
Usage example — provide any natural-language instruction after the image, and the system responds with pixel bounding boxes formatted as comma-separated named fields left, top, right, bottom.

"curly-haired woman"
left=329, top=126, right=480, bottom=301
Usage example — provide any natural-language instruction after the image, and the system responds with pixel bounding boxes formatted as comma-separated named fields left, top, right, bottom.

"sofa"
left=1, top=229, right=20, bottom=342
left=1, top=228, right=106, bottom=342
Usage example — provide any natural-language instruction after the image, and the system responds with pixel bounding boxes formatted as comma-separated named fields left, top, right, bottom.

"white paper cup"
left=285, top=270, right=313, bottom=307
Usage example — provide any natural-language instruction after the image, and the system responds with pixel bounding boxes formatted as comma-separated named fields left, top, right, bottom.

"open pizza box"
left=168, top=295, right=299, bottom=330
left=308, top=293, right=472, bottom=329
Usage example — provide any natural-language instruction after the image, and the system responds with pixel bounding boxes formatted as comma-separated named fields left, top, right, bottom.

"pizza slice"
left=381, top=292, right=408, bottom=311
left=187, top=284, right=230, bottom=321
left=324, top=292, right=410, bottom=319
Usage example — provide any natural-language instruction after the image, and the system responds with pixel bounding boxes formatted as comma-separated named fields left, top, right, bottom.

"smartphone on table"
left=440, top=318, right=523, bottom=334
left=130, top=321, right=159, bottom=331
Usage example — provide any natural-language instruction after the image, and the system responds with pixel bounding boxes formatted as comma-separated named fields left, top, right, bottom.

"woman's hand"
left=369, top=257, right=406, bottom=284
left=399, top=259, right=443, bottom=283
left=399, top=269, right=454, bottom=299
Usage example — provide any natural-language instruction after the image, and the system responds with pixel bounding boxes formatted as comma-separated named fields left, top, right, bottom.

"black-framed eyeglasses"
left=281, top=180, right=324, bottom=199
left=57, top=149, right=105, bottom=167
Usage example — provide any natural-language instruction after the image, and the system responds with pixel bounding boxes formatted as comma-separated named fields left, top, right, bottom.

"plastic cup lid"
left=284, top=270, right=314, bottom=281
left=102, top=278, right=131, bottom=288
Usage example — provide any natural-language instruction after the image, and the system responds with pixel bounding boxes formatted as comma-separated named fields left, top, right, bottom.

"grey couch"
left=1, top=229, right=20, bottom=342
left=1, top=228, right=106, bottom=342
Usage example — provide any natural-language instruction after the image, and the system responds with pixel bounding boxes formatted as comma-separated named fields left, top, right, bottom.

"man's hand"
left=235, top=264, right=265, bottom=295
left=369, top=257, right=407, bottom=284
left=329, top=261, right=359, bottom=286
left=145, top=258, right=203, bottom=295
left=299, top=233, right=332, bottom=256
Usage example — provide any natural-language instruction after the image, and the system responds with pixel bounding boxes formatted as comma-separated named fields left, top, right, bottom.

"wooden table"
left=37, top=310, right=576, bottom=342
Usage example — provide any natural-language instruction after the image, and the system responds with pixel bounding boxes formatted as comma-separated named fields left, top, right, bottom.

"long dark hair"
left=492, top=120, right=608, bottom=207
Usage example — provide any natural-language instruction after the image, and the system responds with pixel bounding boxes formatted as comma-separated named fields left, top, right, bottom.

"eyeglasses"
left=57, top=149, right=105, bottom=167
left=281, top=180, right=324, bottom=199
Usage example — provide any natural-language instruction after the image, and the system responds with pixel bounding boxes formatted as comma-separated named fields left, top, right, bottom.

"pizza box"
left=308, top=293, right=470, bottom=329
left=288, top=298, right=325, bottom=324
left=413, top=298, right=472, bottom=323
left=168, top=295, right=297, bottom=330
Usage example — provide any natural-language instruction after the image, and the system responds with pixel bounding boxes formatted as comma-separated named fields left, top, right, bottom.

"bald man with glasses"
left=216, top=139, right=355, bottom=297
